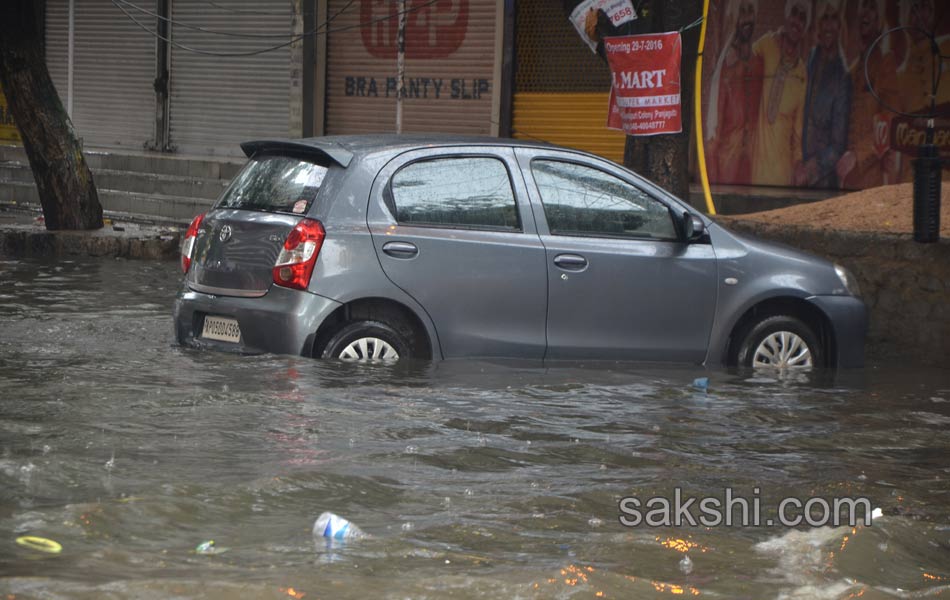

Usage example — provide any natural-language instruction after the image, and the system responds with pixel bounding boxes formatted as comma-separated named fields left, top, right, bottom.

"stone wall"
left=720, top=219, right=950, bottom=367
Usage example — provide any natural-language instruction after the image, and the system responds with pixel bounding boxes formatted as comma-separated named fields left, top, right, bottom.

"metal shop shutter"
left=168, top=0, right=291, bottom=156
left=45, top=3, right=69, bottom=107
left=513, top=0, right=624, bottom=163
left=325, top=0, right=497, bottom=135
left=45, top=0, right=157, bottom=150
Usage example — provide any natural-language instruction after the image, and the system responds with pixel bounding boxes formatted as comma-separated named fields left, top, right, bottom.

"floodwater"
left=1, top=257, right=949, bottom=600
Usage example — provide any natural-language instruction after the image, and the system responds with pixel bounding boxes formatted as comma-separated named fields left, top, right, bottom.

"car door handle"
left=553, top=254, right=588, bottom=271
left=382, top=241, right=419, bottom=259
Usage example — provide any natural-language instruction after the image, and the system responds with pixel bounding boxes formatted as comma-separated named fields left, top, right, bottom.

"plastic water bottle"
left=679, top=554, right=694, bottom=575
left=313, top=511, right=365, bottom=541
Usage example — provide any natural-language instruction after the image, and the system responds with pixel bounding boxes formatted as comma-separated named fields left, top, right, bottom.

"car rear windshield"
left=215, top=154, right=328, bottom=214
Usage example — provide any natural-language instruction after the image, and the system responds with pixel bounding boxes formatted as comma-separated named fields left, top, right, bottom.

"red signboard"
left=360, top=0, right=468, bottom=59
left=605, top=32, right=682, bottom=136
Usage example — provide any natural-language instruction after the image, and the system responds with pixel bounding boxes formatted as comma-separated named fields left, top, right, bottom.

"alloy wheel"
left=751, top=331, right=813, bottom=368
left=338, top=337, right=400, bottom=361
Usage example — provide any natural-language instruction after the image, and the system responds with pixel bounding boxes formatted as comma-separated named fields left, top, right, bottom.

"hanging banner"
left=605, top=32, right=682, bottom=136
left=569, top=0, right=638, bottom=53
left=0, top=84, right=21, bottom=143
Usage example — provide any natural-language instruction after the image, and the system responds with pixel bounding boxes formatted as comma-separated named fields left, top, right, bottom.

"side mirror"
left=686, top=213, right=705, bottom=241
left=676, top=210, right=705, bottom=242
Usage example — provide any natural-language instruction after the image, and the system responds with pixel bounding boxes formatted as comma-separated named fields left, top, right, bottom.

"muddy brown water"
left=1, top=257, right=948, bottom=599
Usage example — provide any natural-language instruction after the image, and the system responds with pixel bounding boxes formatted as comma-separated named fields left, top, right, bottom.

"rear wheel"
left=321, top=320, right=410, bottom=362
left=734, top=315, right=822, bottom=368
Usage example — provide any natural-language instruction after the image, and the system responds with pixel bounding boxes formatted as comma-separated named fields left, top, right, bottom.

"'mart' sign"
left=605, top=32, right=682, bottom=136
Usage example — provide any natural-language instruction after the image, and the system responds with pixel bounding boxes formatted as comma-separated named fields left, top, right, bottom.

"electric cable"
left=114, top=0, right=350, bottom=39
left=200, top=0, right=291, bottom=17
left=865, top=25, right=945, bottom=119
left=110, top=0, right=439, bottom=57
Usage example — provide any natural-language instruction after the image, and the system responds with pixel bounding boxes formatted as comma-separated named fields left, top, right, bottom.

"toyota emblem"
left=219, top=225, right=232, bottom=242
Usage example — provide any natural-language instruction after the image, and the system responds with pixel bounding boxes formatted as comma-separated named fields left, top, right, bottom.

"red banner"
left=605, top=32, right=682, bottom=136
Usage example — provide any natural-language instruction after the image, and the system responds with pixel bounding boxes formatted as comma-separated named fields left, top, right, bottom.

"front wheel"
left=321, top=320, right=410, bottom=362
left=734, top=315, right=822, bottom=368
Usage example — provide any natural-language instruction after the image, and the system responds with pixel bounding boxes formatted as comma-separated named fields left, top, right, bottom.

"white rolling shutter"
left=168, top=0, right=292, bottom=156
left=45, top=0, right=157, bottom=150
left=45, top=2, right=69, bottom=106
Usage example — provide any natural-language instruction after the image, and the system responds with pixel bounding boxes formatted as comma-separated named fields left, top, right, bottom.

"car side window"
left=531, top=160, right=677, bottom=240
left=389, top=157, right=521, bottom=231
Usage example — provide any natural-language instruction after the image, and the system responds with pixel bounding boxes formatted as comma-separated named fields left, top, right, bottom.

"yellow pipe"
left=694, top=0, right=717, bottom=214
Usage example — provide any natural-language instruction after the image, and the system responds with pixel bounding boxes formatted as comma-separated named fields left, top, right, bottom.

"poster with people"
left=702, top=0, right=950, bottom=190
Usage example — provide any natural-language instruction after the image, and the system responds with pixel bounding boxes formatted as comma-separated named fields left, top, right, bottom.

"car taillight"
left=273, top=218, right=326, bottom=291
left=181, top=213, right=206, bottom=273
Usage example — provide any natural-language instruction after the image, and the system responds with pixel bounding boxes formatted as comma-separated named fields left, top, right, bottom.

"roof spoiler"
left=240, top=139, right=353, bottom=168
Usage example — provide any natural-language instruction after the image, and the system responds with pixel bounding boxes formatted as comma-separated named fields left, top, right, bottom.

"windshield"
left=216, top=155, right=328, bottom=214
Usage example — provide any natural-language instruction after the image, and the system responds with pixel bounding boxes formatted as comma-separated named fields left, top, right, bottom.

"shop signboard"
left=325, top=0, right=497, bottom=135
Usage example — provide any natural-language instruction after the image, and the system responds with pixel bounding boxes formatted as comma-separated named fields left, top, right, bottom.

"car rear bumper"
left=808, top=295, right=868, bottom=368
left=173, top=284, right=342, bottom=356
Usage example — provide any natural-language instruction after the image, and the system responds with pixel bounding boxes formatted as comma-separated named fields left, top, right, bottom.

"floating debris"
left=679, top=554, right=694, bottom=575
left=195, top=540, right=229, bottom=555
left=16, top=536, right=62, bottom=554
left=313, top=512, right=365, bottom=541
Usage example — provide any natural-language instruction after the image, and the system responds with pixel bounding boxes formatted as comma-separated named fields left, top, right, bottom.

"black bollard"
left=912, top=143, right=942, bottom=243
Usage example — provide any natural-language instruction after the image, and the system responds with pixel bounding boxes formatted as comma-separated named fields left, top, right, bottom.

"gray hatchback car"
left=174, top=135, right=867, bottom=368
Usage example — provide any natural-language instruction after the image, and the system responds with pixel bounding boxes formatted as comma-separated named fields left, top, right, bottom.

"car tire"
left=321, top=320, right=411, bottom=362
left=734, top=315, right=823, bottom=368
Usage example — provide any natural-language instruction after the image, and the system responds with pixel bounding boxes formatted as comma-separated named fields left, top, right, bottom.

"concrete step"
left=0, top=144, right=244, bottom=181
left=0, top=143, right=240, bottom=223
left=0, top=180, right=212, bottom=225
left=94, top=168, right=228, bottom=201
left=0, top=162, right=33, bottom=185
left=0, top=161, right=228, bottom=201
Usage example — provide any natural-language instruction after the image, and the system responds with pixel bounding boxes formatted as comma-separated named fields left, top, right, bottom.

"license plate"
left=201, top=315, right=242, bottom=343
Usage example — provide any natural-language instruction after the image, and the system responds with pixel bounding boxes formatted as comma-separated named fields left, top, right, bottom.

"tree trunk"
left=0, top=0, right=102, bottom=231
left=564, top=0, right=703, bottom=203
left=623, top=0, right=703, bottom=203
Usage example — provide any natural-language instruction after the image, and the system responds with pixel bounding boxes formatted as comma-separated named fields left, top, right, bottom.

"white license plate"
left=201, top=315, right=242, bottom=343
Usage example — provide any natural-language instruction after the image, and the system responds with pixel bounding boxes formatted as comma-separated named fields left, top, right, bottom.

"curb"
left=0, top=223, right=181, bottom=260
